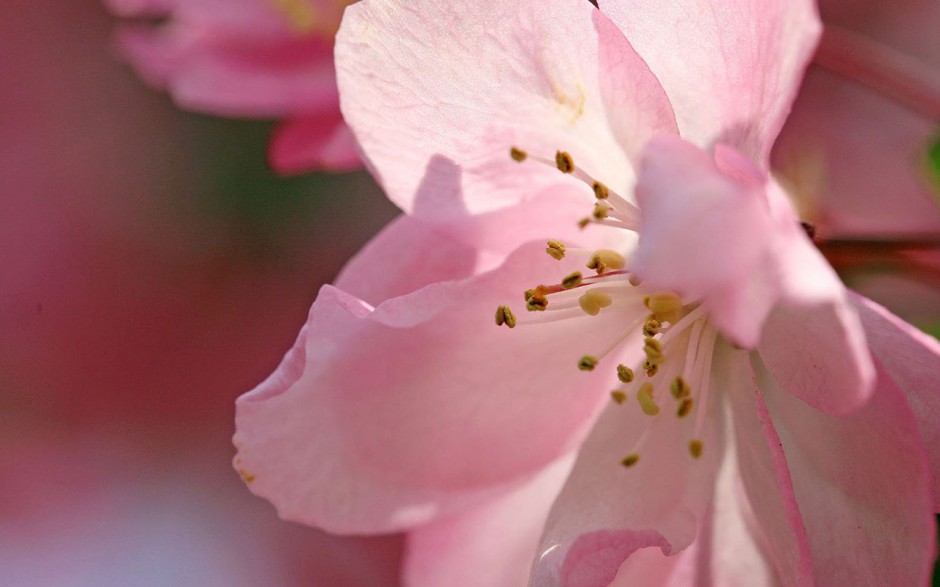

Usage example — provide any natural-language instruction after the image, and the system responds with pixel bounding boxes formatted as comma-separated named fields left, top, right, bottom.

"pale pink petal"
left=335, top=0, right=676, bottom=218
left=269, top=110, right=361, bottom=174
left=723, top=347, right=815, bottom=586
left=333, top=215, right=479, bottom=307
left=531, top=361, right=726, bottom=586
left=234, top=242, right=643, bottom=533
left=755, top=355, right=935, bottom=586
left=851, top=293, right=940, bottom=509
left=598, top=0, right=821, bottom=161
left=609, top=416, right=778, bottom=587
left=404, top=455, right=574, bottom=587
left=116, top=25, right=337, bottom=118
left=633, top=136, right=874, bottom=413
left=631, top=136, right=774, bottom=347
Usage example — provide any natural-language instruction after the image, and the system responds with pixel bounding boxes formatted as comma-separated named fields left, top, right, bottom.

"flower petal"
left=333, top=215, right=480, bottom=307
left=598, top=0, right=821, bottom=161
left=755, top=354, right=935, bottom=586
left=404, top=455, right=574, bottom=587
left=269, top=110, right=361, bottom=174
left=723, top=346, right=815, bottom=586
left=335, top=0, right=676, bottom=218
left=531, top=358, right=726, bottom=586
left=115, top=23, right=337, bottom=118
left=632, top=136, right=874, bottom=412
left=851, top=293, right=940, bottom=509
left=234, top=242, right=641, bottom=533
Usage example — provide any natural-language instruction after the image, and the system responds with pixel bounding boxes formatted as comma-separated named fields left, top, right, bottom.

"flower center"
left=495, top=147, right=720, bottom=467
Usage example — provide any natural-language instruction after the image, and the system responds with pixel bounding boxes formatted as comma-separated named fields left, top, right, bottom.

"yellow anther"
left=555, top=150, right=575, bottom=173
left=586, top=249, right=626, bottom=274
left=642, top=316, right=662, bottom=337
left=670, top=376, right=691, bottom=399
left=562, top=271, right=583, bottom=289
left=689, top=439, right=704, bottom=459
left=592, top=181, right=609, bottom=200
left=621, top=453, right=640, bottom=468
left=578, top=355, right=599, bottom=371
left=677, top=398, right=694, bottom=418
left=510, top=146, right=528, bottom=162
left=643, top=292, right=683, bottom=323
left=526, top=294, right=548, bottom=311
left=494, top=305, right=517, bottom=328
left=643, top=337, right=665, bottom=365
left=592, top=201, right=610, bottom=220
left=637, top=382, right=660, bottom=416
left=577, top=217, right=591, bottom=230
left=616, top=364, right=634, bottom=384
left=610, top=390, right=627, bottom=404
left=578, top=290, right=613, bottom=316
left=545, top=240, right=566, bottom=260
left=644, top=361, right=659, bottom=378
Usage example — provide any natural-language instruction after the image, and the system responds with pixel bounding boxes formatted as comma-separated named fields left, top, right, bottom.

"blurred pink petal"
left=110, top=0, right=359, bottom=173
left=774, top=0, right=940, bottom=237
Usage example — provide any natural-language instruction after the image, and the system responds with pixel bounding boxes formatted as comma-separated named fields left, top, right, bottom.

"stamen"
left=578, top=290, right=613, bottom=316
left=637, top=382, right=660, bottom=416
left=644, top=292, right=682, bottom=324
left=643, top=337, right=665, bottom=365
left=610, top=390, right=627, bottom=404
left=578, top=355, right=599, bottom=371
left=510, top=146, right=528, bottom=162
left=526, top=293, right=549, bottom=311
left=494, top=305, right=516, bottom=328
left=670, top=376, right=691, bottom=399
left=586, top=249, right=626, bottom=275
left=644, top=361, right=659, bottom=378
left=689, top=439, right=704, bottom=459
left=621, top=453, right=640, bottom=468
left=616, top=364, right=634, bottom=383
left=642, top=316, right=662, bottom=337
left=592, top=181, right=609, bottom=200
left=677, top=398, right=694, bottom=418
left=561, top=272, right=583, bottom=289
left=545, top=240, right=566, bottom=260
left=593, top=201, right=610, bottom=220
left=555, top=150, right=575, bottom=173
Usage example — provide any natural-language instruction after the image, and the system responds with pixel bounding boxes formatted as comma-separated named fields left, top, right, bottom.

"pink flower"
left=108, top=0, right=359, bottom=174
left=234, top=0, right=940, bottom=585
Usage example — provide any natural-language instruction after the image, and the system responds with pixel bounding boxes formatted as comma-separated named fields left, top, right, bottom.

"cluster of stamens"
left=495, top=146, right=713, bottom=470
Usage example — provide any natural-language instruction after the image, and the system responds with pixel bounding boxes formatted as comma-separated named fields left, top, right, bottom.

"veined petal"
left=234, top=242, right=640, bottom=534
left=404, top=455, right=574, bottom=587
left=851, top=293, right=940, bottom=509
left=531, top=357, right=726, bottom=586
left=598, top=0, right=821, bottom=161
left=755, top=355, right=935, bottom=586
left=724, top=346, right=815, bottom=586
left=335, top=0, right=676, bottom=218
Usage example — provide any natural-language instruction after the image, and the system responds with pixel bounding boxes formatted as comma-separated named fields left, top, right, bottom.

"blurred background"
left=1, top=0, right=937, bottom=586
left=1, top=0, right=401, bottom=585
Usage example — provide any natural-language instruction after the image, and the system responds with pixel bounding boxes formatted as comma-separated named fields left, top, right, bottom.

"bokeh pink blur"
left=1, top=0, right=400, bottom=585
left=1, top=0, right=938, bottom=585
